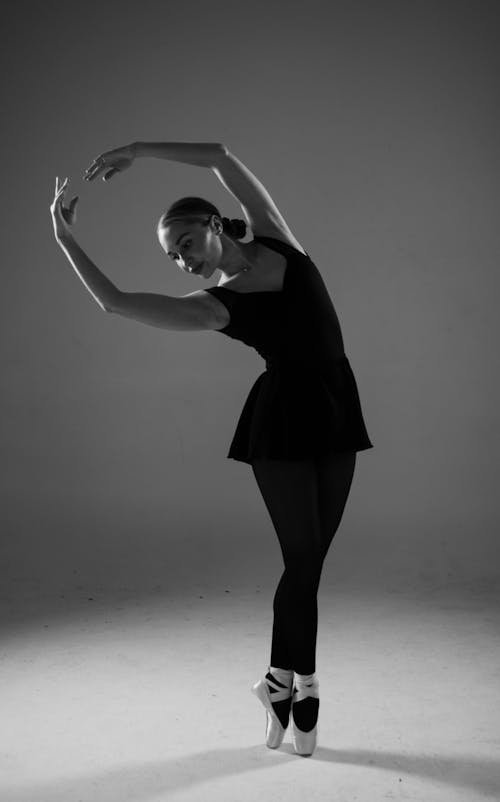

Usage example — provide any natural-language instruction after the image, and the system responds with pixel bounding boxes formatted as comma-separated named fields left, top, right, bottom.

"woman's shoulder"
left=252, top=224, right=309, bottom=257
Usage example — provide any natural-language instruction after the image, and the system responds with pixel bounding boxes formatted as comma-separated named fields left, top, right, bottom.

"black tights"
left=251, top=451, right=357, bottom=675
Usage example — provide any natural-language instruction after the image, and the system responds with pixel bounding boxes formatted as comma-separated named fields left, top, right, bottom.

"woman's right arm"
left=52, top=178, right=225, bottom=330
left=109, top=290, right=226, bottom=331
left=56, top=231, right=224, bottom=330
left=57, top=233, right=121, bottom=313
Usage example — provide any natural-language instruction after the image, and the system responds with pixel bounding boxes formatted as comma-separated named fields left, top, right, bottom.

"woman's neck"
left=219, top=239, right=258, bottom=278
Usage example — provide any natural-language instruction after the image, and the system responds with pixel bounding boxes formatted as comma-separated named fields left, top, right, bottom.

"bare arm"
left=57, top=233, right=224, bottom=329
left=109, top=290, right=224, bottom=331
left=57, top=234, right=120, bottom=312
left=133, top=141, right=226, bottom=168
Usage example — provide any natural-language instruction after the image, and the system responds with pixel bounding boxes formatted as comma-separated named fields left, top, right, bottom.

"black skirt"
left=226, top=354, right=374, bottom=464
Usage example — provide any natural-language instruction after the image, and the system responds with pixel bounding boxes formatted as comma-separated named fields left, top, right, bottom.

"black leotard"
left=204, top=235, right=373, bottom=463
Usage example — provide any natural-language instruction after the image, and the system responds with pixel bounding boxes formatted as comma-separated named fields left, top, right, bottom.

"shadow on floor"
left=1, top=745, right=499, bottom=801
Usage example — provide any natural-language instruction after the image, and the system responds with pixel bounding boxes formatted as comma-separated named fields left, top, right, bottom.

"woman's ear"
left=210, top=214, right=223, bottom=235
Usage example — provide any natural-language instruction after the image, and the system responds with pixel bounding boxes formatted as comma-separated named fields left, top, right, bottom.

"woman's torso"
left=204, top=232, right=346, bottom=365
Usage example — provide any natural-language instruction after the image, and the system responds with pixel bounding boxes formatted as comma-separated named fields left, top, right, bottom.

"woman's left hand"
left=50, top=176, right=79, bottom=242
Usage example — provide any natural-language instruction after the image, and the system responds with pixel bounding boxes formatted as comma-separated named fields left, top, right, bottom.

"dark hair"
left=157, top=196, right=247, bottom=241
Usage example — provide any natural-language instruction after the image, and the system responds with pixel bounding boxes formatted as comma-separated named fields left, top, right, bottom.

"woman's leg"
left=252, top=452, right=357, bottom=675
left=252, top=458, right=324, bottom=675
left=315, top=450, right=357, bottom=561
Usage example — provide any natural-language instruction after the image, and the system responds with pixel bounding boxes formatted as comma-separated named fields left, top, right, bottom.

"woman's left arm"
left=50, top=177, right=120, bottom=312
left=133, top=141, right=225, bottom=168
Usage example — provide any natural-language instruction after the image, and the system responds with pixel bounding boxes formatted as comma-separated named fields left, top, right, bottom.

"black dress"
left=204, top=235, right=373, bottom=464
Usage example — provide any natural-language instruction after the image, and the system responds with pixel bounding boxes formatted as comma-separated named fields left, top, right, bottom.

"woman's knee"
left=283, top=547, right=324, bottom=584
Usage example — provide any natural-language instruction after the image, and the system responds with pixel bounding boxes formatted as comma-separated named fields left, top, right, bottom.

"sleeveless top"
left=204, top=235, right=373, bottom=463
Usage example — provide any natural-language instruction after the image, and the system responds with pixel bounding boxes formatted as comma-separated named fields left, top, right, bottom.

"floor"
left=1, top=580, right=499, bottom=802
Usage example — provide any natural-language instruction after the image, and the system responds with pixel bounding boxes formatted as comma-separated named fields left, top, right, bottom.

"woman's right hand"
left=83, top=142, right=137, bottom=182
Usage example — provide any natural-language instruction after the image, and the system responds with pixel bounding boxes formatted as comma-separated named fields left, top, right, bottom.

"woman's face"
left=159, top=218, right=220, bottom=279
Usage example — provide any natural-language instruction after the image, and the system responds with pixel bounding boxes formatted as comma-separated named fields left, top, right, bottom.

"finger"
left=85, top=164, right=103, bottom=182
left=84, top=157, right=106, bottom=179
left=86, top=154, right=106, bottom=169
left=84, top=155, right=100, bottom=170
left=55, top=176, right=69, bottom=196
left=55, top=184, right=67, bottom=201
left=103, top=168, right=118, bottom=181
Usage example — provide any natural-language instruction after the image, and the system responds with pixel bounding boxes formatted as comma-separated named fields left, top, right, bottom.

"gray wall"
left=1, top=0, right=499, bottom=600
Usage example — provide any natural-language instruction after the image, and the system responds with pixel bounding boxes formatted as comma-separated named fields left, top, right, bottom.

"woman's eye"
left=171, top=240, right=191, bottom=261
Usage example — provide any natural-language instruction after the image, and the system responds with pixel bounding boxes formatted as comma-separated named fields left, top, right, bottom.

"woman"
left=50, top=141, right=373, bottom=757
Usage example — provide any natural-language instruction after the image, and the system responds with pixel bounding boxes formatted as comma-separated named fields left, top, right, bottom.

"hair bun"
left=222, top=216, right=247, bottom=240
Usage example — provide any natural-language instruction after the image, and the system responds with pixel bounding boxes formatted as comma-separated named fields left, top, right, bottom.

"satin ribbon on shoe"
left=291, top=677, right=320, bottom=756
left=251, top=672, right=293, bottom=749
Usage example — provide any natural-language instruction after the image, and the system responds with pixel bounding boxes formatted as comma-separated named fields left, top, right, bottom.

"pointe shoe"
left=251, top=671, right=293, bottom=749
left=291, top=677, right=320, bottom=756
